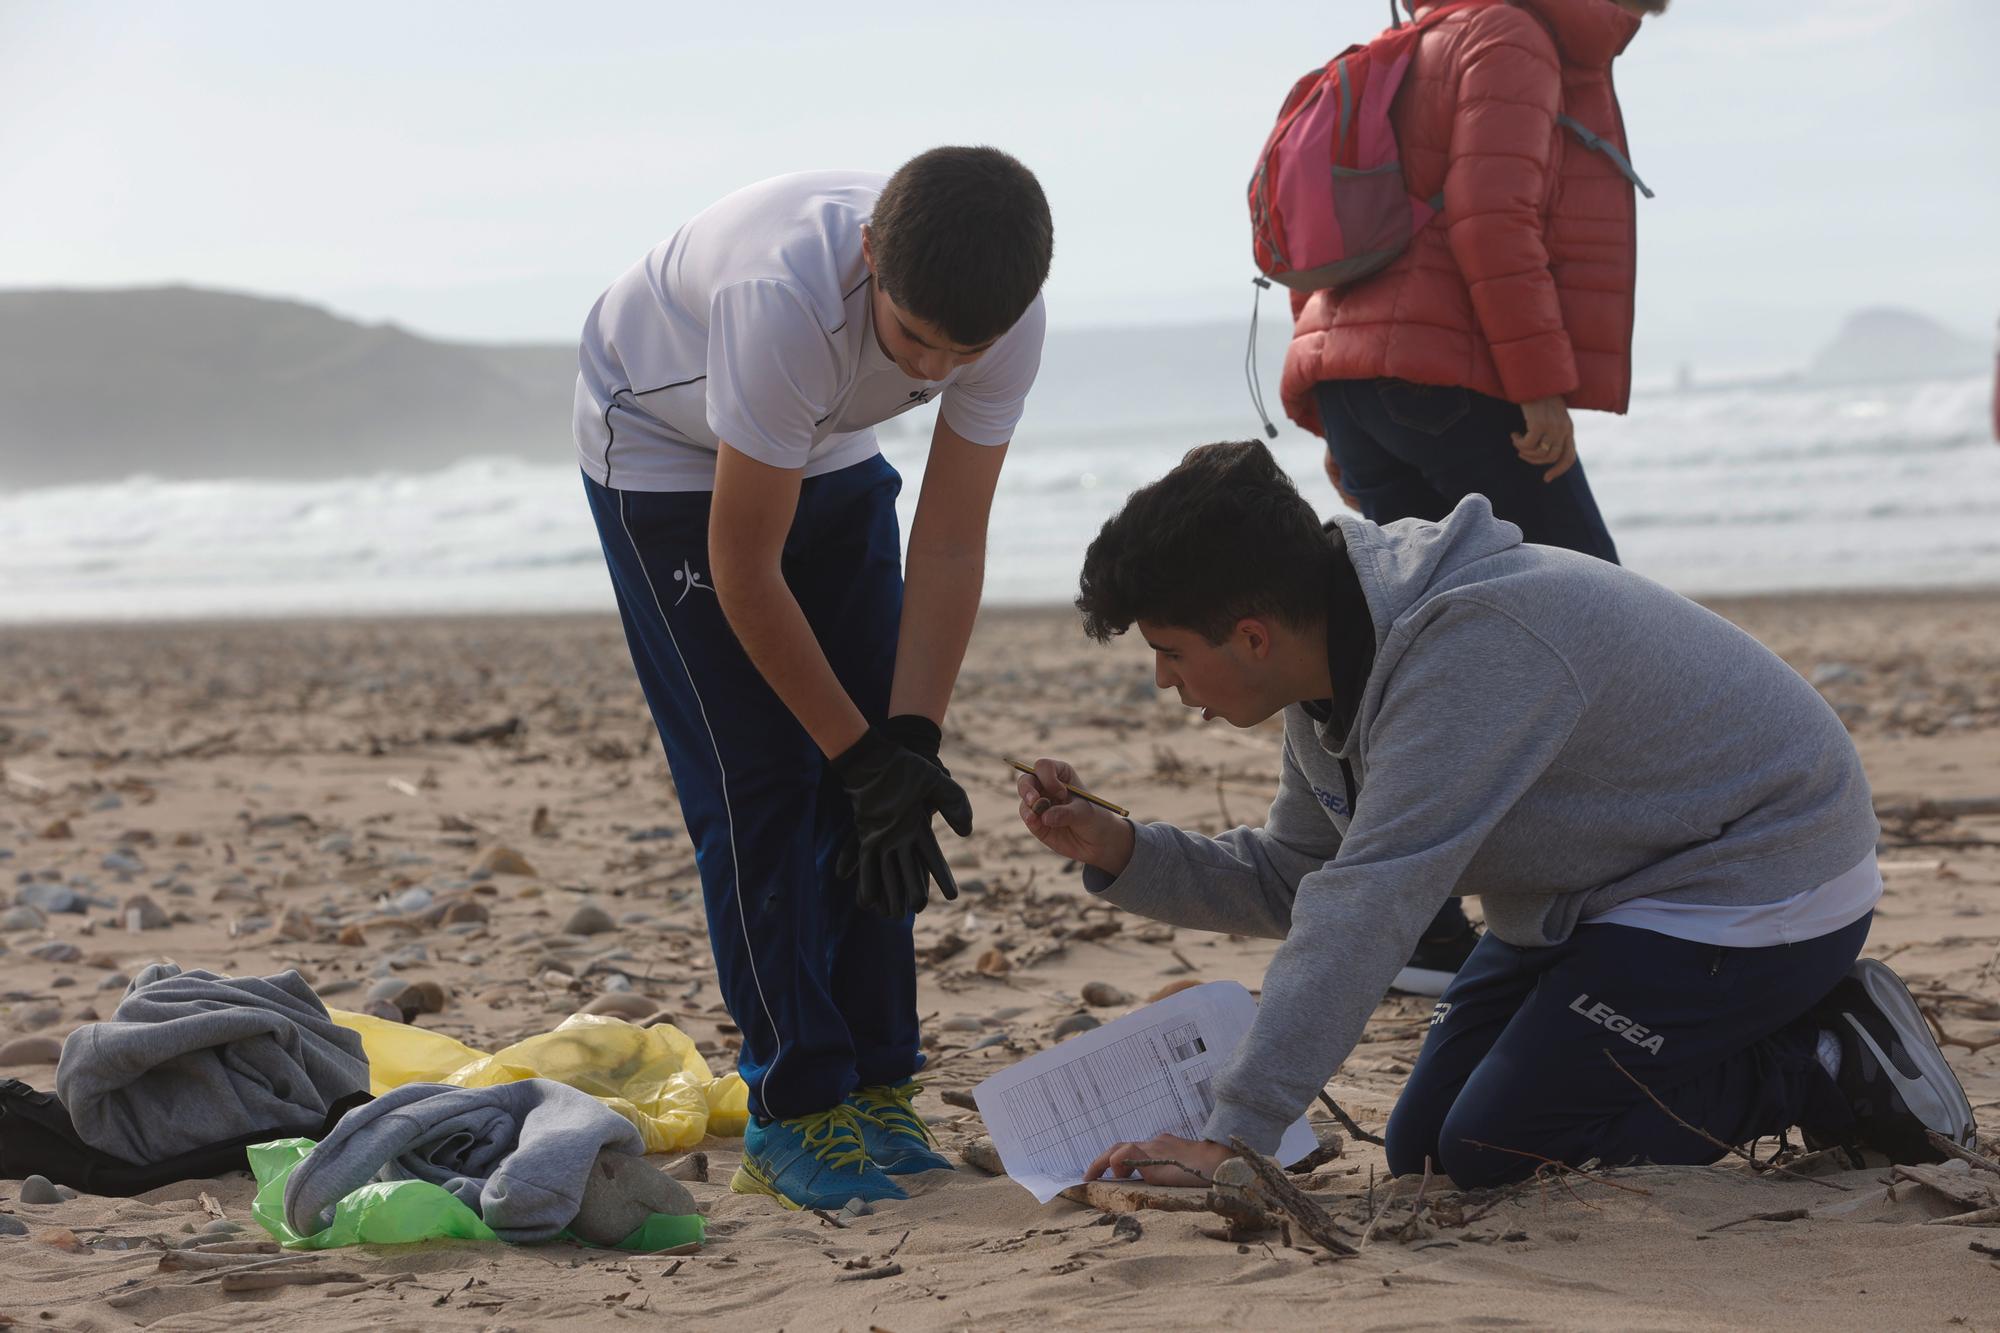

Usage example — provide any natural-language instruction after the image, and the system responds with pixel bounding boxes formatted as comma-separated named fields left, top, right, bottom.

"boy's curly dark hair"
left=1075, top=440, right=1334, bottom=644
left=870, top=146, right=1052, bottom=348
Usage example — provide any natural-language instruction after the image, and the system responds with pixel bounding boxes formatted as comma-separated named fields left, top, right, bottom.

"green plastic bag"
left=248, top=1138, right=705, bottom=1252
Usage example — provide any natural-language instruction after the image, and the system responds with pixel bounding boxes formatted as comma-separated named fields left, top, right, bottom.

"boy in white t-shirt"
left=575, top=147, right=1052, bottom=1210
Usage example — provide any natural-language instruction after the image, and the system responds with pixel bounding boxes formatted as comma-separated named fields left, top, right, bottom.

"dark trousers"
left=1317, top=377, right=1620, bottom=943
left=583, top=456, right=920, bottom=1121
left=1384, top=914, right=1868, bottom=1187
left=1313, top=378, right=1619, bottom=563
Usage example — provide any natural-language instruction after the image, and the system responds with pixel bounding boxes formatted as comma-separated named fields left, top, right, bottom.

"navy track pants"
left=1386, top=914, right=1869, bottom=1187
left=583, top=456, right=920, bottom=1121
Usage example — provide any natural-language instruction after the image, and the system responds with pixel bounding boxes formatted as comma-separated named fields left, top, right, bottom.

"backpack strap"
left=1556, top=114, right=1656, bottom=198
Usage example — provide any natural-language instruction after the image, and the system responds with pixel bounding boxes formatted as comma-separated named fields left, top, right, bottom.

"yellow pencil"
left=1005, top=757, right=1130, bottom=818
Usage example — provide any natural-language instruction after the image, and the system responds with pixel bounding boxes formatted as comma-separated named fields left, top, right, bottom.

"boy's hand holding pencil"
left=1012, top=756, right=1136, bottom=878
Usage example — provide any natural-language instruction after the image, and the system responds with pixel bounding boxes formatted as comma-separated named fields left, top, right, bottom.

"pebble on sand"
left=121, top=894, right=171, bottom=931
left=562, top=903, right=616, bottom=936
left=17, top=1176, right=63, bottom=1205
left=1080, top=981, right=1132, bottom=1008
left=0, top=1036, right=64, bottom=1064
left=1147, top=979, right=1205, bottom=1003
left=0, top=1215, right=25, bottom=1236
left=470, top=845, right=539, bottom=878
left=1052, top=1013, right=1101, bottom=1040
left=582, top=992, right=660, bottom=1021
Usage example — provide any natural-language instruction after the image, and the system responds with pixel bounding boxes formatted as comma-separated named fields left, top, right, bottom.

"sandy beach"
left=2, top=591, right=1998, bottom=1330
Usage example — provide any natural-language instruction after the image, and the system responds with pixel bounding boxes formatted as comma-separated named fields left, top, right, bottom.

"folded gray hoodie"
left=56, top=963, right=370, bottom=1165
left=1084, top=496, right=1878, bottom=1154
left=284, top=1079, right=646, bottom=1243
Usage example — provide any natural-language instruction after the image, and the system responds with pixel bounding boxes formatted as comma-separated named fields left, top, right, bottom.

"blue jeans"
left=582, top=456, right=920, bottom=1120
left=1385, top=914, right=1868, bottom=1187
left=1313, top=378, right=1619, bottom=563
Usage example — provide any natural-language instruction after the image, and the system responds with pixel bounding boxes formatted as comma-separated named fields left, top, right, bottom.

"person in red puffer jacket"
left=1286, top=0, right=1668, bottom=994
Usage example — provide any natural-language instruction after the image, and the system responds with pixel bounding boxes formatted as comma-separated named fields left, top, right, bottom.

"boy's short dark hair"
left=870, top=146, right=1053, bottom=347
left=1076, top=440, right=1334, bottom=644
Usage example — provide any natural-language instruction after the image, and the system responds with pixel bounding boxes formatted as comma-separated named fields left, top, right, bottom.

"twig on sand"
left=1706, top=1207, right=1809, bottom=1233
left=1918, top=1004, right=2000, bottom=1055
left=834, top=1261, right=904, bottom=1282
left=1392, top=1158, right=1436, bottom=1243
left=1604, top=1050, right=1849, bottom=1191
left=1318, top=1091, right=1387, bottom=1147
left=1927, top=1131, right=2000, bottom=1178
left=1454, top=1140, right=1640, bottom=1207
left=1924, top=1205, right=2000, bottom=1227
left=1225, top=1138, right=1359, bottom=1258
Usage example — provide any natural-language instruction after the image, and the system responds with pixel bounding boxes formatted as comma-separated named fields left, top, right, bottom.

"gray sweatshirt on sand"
left=1083, top=496, right=1878, bottom=1156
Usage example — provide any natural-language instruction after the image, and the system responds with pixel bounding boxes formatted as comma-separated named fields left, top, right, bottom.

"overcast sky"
left=3, top=0, right=1995, bottom=377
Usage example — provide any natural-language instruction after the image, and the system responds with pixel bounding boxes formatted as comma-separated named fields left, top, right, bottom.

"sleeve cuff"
left=1079, top=820, right=1174, bottom=905
left=1202, top=1095, right=1293, bottom=1159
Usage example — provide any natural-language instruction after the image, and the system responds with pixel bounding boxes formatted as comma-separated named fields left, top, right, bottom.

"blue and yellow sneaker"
left=730, top=1104, right=908, bottom=1210
left=850, top=1082, right=954, bottom=1175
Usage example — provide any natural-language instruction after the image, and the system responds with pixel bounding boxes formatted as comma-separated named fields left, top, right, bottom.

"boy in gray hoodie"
left=1017, top=441, right=1975, bottom=1188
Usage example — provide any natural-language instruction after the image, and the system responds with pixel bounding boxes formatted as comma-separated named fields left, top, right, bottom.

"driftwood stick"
left=1706, top=1207, right=1809, bottom=1233
left=1318, top=1091, right=1387, bottom=1146
left=1226, top=1137, right=1359, bottom=1257
left=1456, top=1140, right=1610, bottom=1207
left=1924, top=1205, right=2000, bottom=1228
left=1604, top=1050, right=1848, bottom=1192
left=1927, top=1132, right=2000, bottom=1178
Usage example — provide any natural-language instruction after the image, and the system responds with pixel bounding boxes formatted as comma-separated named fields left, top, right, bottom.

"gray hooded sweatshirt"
left=1084, top=496, right=1877, bottom=1155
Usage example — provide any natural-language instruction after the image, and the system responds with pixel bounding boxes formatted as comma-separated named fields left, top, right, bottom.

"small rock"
left=1147, top=978, right=1205, bottom=1003
left=100, top=852, right=144, bottom=876
left=121, top=894, right=170, bottom=931
left=968, top=1033, right=1007, bottom=1051
left=1080, top=981, right=1132, bottom=1008
left=940, top=1016, right=982, bottom=1032
left=361, top=999, right=405, bottom=1023
left=1111, top=1213, right=1143, bottom=1241
left=337, top=923, right=368, bottom=946
left=200, top=1219, right=244, bottom=1235
left=17, top=1175, right=61, bottom=1205
left=90, top=793, right=124, bottom=812
left=471, top=845, right=538, bottom=877
left=841, top=1196, right=874, bottom=1218
left=0, top=906, right=46, bottom=932
left=959, top=1136, right=1004, bottom=1175
left=1052, top=1012, right=1100, bottom=1040
left=0, top=1215, right=25, bottom=1236
left=38, top=820, right=72, bottom=840
left=439, top=899, right=489, bottom=926
left=276, top=909, right=317, bottom=941
left=317, top=832, right=354, bottom=855
left=366, top=976, right=412, bottom=1004
left=406, top=980, right=447, bottom=1015
left=582, top=992, right=660, bottom=1021
left=28, top=941, right=82, bottom=964
left=389, top=887, right=433, bottom=915
left=97, top=972, right=130, bottom=991
left=0, top=1035, right=63, bottom=1064
left=17, top=884, right=80, bottom=914
left=1811, top=662, right=1864, bottom=687
left=14, top=1004, right=61, bottom=1031
left=562, top=903, right=616, bottom=936
left=974, top=948, right=1011, bottom=976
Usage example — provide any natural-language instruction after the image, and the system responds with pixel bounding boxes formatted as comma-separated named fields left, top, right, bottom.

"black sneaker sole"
left=1846, top=959, right=1978, bottom=1152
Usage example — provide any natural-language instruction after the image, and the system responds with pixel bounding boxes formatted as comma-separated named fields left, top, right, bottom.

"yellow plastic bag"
left=331, top=1010, right=748, bottom=1153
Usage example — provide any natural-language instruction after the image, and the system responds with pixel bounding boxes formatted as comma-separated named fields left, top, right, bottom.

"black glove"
left=831, top=722, right=973, bottom=917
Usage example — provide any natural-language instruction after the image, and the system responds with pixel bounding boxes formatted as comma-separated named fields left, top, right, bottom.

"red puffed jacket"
left=1282, top=0, right=1643, bottom=435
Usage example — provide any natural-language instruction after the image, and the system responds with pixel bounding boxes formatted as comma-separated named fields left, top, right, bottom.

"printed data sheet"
left=971, top=980, right=1317, bottom=1202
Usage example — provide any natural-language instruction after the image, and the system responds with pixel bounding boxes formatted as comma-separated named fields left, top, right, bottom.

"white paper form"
left=971, top=980, right=1318, bottom=1202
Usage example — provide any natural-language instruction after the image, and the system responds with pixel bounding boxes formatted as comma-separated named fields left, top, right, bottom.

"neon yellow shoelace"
left=788, top=1104, right=869, bottom=1170
left=852, top=1081, right=936, bottom=1145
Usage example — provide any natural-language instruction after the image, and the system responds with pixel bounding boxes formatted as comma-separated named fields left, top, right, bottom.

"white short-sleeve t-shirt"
left=574, top=171, right=1047, bottom=492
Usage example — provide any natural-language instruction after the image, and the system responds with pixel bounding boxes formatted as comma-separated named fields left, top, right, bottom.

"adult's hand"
left=832, top=725, right=973, bottom=916
left=1084, top=1132, right=1233, bottom=1188
left=1016, top=757, right=1135, bottom=876
left=1512, top=395, right=1578, bottom=483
